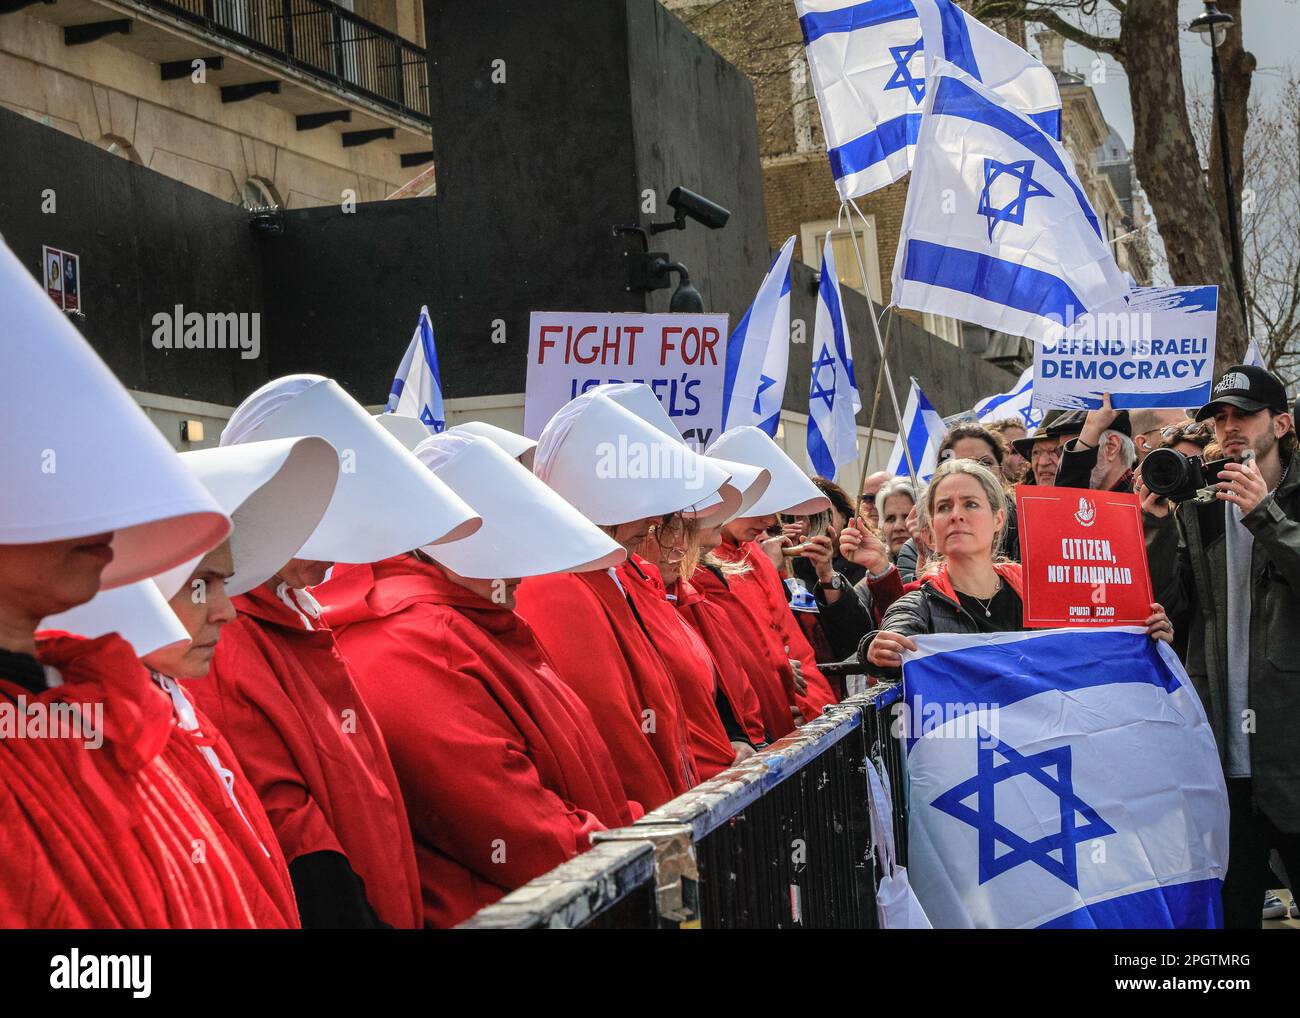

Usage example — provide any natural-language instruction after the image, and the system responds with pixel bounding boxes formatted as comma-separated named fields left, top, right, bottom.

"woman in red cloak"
left=320, top=431, right=639, bottom=927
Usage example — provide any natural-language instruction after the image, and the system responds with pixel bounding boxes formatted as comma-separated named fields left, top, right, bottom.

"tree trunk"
left=1121, top=0, right=1247, bottom=369
left=1204, top=0, right=1255, bottom=336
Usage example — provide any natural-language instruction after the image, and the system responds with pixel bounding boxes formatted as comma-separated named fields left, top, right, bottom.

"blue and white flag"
left=900, top=628, right=1229, bottom=929
left=886, top=376, right=945, bottom=481
left=1244, top=337, right=1265, bottom=368
left=912, top=0, right=1061, bottom=138
left=807, top=234, right=861, bottom=478
left=723, top=236, right=795, bottom=436
left=892, top=62, right=1128, bottom=342
left=797, top=1, right=1062, bottom=200
left=386, top=305, right=445, bottom=431
left=973, top=365, right=1042, bottom=430
left=796, top=0, right=926, bottom=200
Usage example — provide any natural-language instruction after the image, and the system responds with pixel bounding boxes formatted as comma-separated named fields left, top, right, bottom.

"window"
left=922, top=312, right=963, bottom=347
left=800, top=217, right=882, bottom=304
left=241, top=177, right=282, bottom=210
left=98, top=135, right=141, bottom=164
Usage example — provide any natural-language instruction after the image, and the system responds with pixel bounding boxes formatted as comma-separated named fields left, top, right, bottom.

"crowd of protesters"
left=2, top=240, right=1296, bottom=929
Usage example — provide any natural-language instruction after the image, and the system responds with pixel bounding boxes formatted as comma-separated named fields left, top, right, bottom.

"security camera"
left=667, top=187, right=731, bottom=231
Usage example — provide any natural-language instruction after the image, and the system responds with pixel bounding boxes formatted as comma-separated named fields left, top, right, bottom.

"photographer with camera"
left=1142, top=364, right=1300, bottom=929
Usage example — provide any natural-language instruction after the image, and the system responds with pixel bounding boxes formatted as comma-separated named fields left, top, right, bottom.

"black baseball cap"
left=1195, top=364, right=1289, bottom=422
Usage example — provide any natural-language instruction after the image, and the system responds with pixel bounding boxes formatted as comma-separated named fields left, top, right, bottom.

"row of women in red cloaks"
left=295, top=529, right=839, bottom=928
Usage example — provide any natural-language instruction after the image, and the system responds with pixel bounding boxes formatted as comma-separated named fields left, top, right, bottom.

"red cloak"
left=318, top=555, right=639, bottom=928
left=514, top=568, right=697, bottom=810
left=667, top=571, right=769, bottom=745
left=619, top=556, right=739, bottom=780
left=713, top=537, right=839, bottom=724
left=0, top=632, right=298, bottom=928
left=184, top=583, right=422, bottom=929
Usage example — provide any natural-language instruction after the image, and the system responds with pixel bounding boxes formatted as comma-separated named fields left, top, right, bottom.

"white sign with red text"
left=524, top=311, right=728, bottom=449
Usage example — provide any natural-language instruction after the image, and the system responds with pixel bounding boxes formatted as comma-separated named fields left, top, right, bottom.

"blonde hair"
left=920, top=459, right=1009, bottom=573
left=678, top=517, right=751, bottom=581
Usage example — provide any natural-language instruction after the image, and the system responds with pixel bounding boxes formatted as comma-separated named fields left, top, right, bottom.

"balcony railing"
left=139, top=0, right=429, bottom=122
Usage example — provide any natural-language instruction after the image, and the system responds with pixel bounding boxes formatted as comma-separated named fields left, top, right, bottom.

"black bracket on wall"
left=64, top=19, right=132, bottom=46
left=342, top=128, right=395, bottom=148
left=399, top=151, right=435, bottom=168
left=297, top=110, right=352, bottom=131
left=160, top=56, right=224, bottom=81
left=220, top=81, right=281, bottom=103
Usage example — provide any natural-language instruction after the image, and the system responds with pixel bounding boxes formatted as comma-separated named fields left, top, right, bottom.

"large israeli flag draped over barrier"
left=807, top=235, right=861, bottom=477
left=891, top=62, right=1129, bottom=342
left=386, top=305, right=446, bottom=431
left=973, top=366, right=1042, bottom=430
left=912, top=0, right=1061, bottom=138
left=886, top=377, right=944, bottom=481
left=796, top=0, right=926, bottom=200
left=723, top=236, right=796, bottom=436
left=900, top=629, right=1229, bottom=929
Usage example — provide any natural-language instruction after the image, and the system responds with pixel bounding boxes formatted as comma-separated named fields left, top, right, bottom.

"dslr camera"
left=1142, top=448, right=1237, bottom=503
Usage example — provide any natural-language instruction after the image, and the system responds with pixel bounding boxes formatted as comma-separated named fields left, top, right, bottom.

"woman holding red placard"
left=859, top=459, right=1174, bottom=678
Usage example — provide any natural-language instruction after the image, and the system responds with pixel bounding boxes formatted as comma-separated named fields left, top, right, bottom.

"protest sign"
left=1033, top=285, right=1217, bottom=410
left=524, top=311, right=727, bottom=448
left=1016, top=485, right=1153, bottom=628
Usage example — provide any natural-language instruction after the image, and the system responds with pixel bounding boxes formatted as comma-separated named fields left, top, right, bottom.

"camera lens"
left=1142, top=447, right=1188, bottom=498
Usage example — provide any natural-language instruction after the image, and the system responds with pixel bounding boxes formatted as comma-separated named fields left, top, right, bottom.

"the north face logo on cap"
left=1214, top=371, right=1249, bottom=395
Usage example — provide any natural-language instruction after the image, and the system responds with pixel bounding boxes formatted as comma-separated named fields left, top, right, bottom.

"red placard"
left=1015, top=485, right=1154, bottom=628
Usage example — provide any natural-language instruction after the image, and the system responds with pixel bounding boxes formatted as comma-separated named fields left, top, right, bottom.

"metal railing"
left=459, top=682, right=907, bottom=929
left=134, top=0, right=430, bottom=121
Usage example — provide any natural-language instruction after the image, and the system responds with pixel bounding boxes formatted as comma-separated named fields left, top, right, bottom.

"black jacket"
left=1055, top=438, right=1135, bottom=493
left=1144, top=450, right=1300, bottom=830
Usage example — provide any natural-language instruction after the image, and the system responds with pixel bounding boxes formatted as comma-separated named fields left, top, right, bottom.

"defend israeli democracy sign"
left=900, top=628, right=1228, bottom=929
left=524, top=312, right=727, bottom=448
left=1033, top=285, right=1218, bottom=410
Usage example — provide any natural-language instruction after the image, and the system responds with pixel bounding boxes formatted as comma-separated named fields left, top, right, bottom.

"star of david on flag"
left=884, top=40, right=926, bottom=103
left=973, top=366, right=1043, bottom=431
left=931, top=729, right=1114, bottom=888
left=891, top=61, right=1128, bottom=342
left=899, top=628, right=1229, bottom=928
left=977, top=158, right=1052, bottom=240
left=386, top=305, right=445, bottom=433
left=807, top=233, right=860, bottom=479
left=723, top=236, right=795, bottom=436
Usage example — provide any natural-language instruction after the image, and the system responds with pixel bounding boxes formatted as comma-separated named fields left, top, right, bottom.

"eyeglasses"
left=939, top=451, right=1000, bottom=470
left=1160, top=422, right=1210, bottom=444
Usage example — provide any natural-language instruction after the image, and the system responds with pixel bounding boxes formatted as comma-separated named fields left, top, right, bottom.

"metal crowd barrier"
left=459, top=681, right=906, bottom=929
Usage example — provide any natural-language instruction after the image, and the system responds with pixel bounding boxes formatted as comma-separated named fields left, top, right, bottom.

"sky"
left=1030, top=0, right=1299, bottom=149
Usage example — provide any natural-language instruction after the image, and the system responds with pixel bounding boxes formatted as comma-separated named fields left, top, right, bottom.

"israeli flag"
left=892, top=62, right=1129, bottom=343
left=1244, top=338, right=1265, bottom=368
left=723, top=236, right=796, bottom=436
left=912, top=0, right=1061, bottom=138
left=973, top=366, right=1042, bottom=430
left=886, top=377, right=945, bottom=481
left=386, top=305, right=445, bottom=431
left=807, top=234, right=861, bottom=478
left=900, top=629, right=1229, bottom=929
left=797, top=0, right=926, bottom=200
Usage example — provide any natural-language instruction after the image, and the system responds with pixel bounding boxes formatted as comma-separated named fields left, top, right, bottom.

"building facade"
left=0, top=0, right=433, bottom=208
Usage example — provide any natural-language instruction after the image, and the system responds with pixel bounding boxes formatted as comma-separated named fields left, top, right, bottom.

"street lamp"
left=1188, top=1, right=1246, bottom=319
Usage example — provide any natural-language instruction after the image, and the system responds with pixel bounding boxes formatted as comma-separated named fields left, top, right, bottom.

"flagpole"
left=858, top=305, right=894, bottom=494
left=839, top=201, right=921, bottom=494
